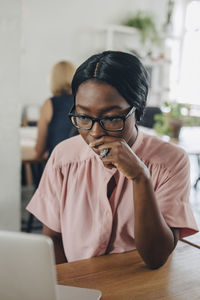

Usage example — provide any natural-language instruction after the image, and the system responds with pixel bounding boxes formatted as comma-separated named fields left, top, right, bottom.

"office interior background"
left=0, top=0, right=200, bottom=231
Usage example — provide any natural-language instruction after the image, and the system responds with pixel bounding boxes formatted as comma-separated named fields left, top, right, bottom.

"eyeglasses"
left=68, top=106, right=136, bottom=132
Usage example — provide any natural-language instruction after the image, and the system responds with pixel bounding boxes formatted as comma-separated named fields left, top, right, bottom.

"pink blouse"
left=27, top=129, right=198, bottom=262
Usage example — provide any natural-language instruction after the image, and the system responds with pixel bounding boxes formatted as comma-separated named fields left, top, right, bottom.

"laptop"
left=0, top=230, right=101, bottom=300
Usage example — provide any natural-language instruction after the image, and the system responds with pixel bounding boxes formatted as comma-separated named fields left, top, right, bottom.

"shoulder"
left=50, top=135, right=95, bottom=168
left=136, top=130, right=189, bottom=170
left=41, top=98, right=52, bottom=110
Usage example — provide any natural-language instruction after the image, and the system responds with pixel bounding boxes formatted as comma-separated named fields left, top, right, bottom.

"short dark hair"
left=72, top=50, right=149, bottom=121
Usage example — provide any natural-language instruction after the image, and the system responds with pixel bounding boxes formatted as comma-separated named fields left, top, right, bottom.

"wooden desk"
left=20, top=126, right=37, bottom=162
left=56, top=241, right=200, bottom=300
left=181, top=232, right=200, bottom=249
left=20, top=126, right=37, bottom=185
left=20, top=126, right=47, bottom=187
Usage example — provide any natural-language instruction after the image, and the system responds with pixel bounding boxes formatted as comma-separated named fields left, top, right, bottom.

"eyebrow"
left=76, top=104, right=126, bottom=113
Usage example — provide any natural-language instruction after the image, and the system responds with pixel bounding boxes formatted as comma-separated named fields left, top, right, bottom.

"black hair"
left=71, top=50, right=149, bottom=122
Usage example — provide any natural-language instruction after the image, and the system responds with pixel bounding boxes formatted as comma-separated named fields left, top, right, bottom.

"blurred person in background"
left=35, top=60, right=78, bottom=161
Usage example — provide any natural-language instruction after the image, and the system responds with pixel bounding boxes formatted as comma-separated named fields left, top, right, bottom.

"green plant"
left=153, top=102, right=199, bottom=138
left=122, top=11, right=162, bottom=46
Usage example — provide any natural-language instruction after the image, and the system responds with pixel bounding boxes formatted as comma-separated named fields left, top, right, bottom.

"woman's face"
left=75, top=80, right=137, bottom=147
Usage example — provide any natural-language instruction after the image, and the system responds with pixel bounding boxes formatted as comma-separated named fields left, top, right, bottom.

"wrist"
left=131, top=167, right=151, bottom=183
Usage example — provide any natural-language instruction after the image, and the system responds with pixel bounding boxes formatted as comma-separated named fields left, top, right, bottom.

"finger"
left=104, top=164, right=114, bottom=169
left=102, top=161, right=115, bottom=169
left=97, top=141, right=120, bottom=156
left=90, top=142, right=115, bottom=156
left=89, top=136, right=121, bottom=148
left=89, top=140, right=103, bottom=149
left=100, top=153, right=115, bottom=166
left=99, top=148, right=110, bottom=158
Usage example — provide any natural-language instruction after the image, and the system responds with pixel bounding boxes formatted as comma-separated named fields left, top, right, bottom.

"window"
left=170, top=1, right=200, bottom=105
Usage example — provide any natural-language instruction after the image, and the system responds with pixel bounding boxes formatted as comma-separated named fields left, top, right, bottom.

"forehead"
left=75, top=80, right=129, bottom=111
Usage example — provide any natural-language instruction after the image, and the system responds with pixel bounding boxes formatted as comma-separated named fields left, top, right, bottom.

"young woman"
left=27, top=51, right=198, bottom=268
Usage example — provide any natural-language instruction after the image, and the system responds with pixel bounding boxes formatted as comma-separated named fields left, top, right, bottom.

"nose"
left=89, top=121, right=106, bottom=139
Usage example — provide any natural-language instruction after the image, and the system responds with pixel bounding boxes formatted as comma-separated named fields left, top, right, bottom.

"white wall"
left=20, top=0, right=168, bottom=108
left=0, top=0, right=21, bottom=230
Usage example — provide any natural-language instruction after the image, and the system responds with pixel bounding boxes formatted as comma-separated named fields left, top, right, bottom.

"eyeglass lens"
left=71, top=116, right=124, bottom=131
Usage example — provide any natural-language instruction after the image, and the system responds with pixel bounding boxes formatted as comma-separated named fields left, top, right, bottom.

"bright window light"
left=170, top=1, right=200, bottom=105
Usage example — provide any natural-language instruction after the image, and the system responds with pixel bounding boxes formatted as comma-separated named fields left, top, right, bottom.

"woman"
left=27, top=51, right=198, bottom=268
left=35, top=60, right=77, bottom=160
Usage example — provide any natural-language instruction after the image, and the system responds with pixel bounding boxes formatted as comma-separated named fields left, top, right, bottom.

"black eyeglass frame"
left=68, top=105, right=136, bottom=132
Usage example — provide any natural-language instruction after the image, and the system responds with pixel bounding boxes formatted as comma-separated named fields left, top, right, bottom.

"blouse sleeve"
left=26, top=150, right=63, bottom=232
left=153, top=148, right=199, bottom=238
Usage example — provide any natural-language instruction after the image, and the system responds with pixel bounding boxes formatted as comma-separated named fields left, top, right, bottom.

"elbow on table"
left=144, top=255, right=169, bottom=270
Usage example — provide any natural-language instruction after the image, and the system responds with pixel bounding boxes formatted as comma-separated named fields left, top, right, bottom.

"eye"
left=104, top=117, right=121, bottom=123
left=102, top=117, right=123, bottom=130
left=77, top=115, right=91, bottom=125
left=79, top=115, right=88, bottom=120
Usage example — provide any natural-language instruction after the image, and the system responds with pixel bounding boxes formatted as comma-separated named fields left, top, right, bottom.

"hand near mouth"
left=99, top=148, right=110, bottom=158
left=89, top=137, right=149, bottom=180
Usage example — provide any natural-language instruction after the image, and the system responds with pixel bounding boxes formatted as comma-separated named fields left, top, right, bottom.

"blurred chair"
left=21, top=160, right=45, bottom=233
left=20, top=123, right=45, bottom=232
left=138, top=106, right=162, bottom=128
left=26, top=161, right=46, bottom=232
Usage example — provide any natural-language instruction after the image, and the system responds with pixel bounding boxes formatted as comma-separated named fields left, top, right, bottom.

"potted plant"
left=153, top=102, right=199, bottom=140
left=122, top=11, right=162, bottom=48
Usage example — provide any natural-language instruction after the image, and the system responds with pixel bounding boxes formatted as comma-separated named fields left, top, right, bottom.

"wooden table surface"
left=181, top=232, right=200, bottom=249
left=56, top=241, right=200, bottom=300
left=20, top=126, right=37, bottom=162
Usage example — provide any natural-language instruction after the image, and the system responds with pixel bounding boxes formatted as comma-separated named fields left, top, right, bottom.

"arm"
left=42, top=225, right=67, bottom=264
left=35, top=99, right=52, bottom=160
left=133, top=174, right=179, bottom=269
left=90, top=137, right=180, bottom=269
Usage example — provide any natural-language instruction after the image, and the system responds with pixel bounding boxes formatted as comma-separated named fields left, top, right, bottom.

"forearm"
left=90, top=135, right=178, bottom=268
left=133, top=175, right=175, bottom=269
left=42, top=226, right=67, bottom=264
left=51, top=236, right=68, bottom=264
left=34, top=149, right=48, bottom=162
left=35, top=104, right=50, bottom=160
left=35, top=142, right=48, bottom=160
